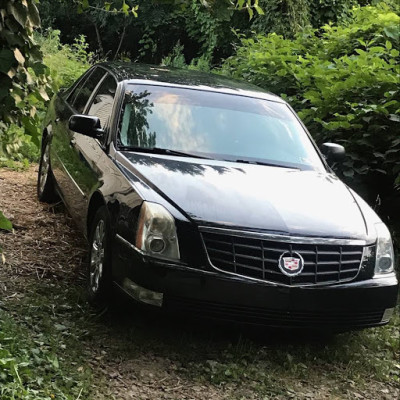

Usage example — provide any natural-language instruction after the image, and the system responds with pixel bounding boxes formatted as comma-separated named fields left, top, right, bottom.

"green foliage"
left=35, top=29, right=92, bottom=90
left=187, top=308, right=400, bottom=388
left=0, top=28, right=92, bottom=163
left=0, top=307, right=93, bottom=399
left=222, top=5, right=400, bottom=194
left=184, top=0, right=223, bottom=59
left=0, top=123, right=25, bottom=158
left=308, top=0, right=362, bottom=28
left=0, top=0, right=51, bottom=147
left=251, top=0, right=311, bottom=36
left=249, top=0, right=368, bottom=38
left=0, top=211, right=12, bottom=232
left=161, top=41, right=211, bottom=71
left=0, top=122, right=39, bottom=162
left=76, top=0, right=263, bottom=18
left=161, top=42, right=187, bottom=68
left=37, top=0, right=261, bottom=66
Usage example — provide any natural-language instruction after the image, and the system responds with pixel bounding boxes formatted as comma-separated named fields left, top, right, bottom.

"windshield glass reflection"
left=118, top=85, right=325, bottom=171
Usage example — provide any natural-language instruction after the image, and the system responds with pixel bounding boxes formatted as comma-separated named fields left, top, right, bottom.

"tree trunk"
left=113, top=24, right=127, bottom=61
left=94, top=23, right=104, bottom=58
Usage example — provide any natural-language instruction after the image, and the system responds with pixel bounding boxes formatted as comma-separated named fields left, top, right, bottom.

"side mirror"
left=321, top=142, right=345, bottom=163
left=68, top=115, right=104, bottom=139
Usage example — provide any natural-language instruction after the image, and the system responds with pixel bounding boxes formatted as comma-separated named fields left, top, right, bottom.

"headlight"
left=136, top=201, right=180, bottom=261
left=374, top=222, right=394, bottom=276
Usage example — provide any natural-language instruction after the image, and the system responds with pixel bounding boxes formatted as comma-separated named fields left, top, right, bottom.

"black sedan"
left=38, top=63, right=398, bottom=330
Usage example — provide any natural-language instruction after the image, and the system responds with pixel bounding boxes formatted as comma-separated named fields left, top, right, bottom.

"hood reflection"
left=118, top=152, right=367, bottom=240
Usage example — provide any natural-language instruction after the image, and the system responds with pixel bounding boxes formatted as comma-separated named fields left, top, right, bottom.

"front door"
left=51, top=67, right=107, bottom=228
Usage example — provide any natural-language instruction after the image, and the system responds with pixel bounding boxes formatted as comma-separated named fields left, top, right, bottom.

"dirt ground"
left=0, top=165, right=398, bottom=400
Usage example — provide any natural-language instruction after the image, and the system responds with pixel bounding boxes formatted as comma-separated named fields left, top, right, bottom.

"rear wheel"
left=87, top=206, right=112, bottom=308
left=37, top=136, right=58, bottom=203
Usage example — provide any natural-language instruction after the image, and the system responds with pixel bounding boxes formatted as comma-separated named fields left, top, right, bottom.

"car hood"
left=119, top=152, right=368, bottom=239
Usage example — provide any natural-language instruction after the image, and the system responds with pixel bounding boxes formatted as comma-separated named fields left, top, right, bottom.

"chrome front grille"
left=201, top=229, right=370, bottom=286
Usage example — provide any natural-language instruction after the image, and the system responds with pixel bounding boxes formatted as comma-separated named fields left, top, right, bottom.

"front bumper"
left=114, top=239, right=399, bottom=329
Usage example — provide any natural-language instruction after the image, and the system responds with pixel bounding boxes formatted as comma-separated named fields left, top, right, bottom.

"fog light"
left=147, top=236, right=166, bottom=253
left=378, top=256, right=392, bottom=271
left=381, top=308, right=394, bottom=323
left=122, top=278, right=163, bottom=307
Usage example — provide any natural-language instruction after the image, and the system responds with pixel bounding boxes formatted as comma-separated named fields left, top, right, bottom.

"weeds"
left=0, top=284, right=97, bottom=400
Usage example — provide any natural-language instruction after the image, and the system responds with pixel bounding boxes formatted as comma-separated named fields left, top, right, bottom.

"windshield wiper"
left=119, top=146, right=212, bottom=160
left=234, top=159, right=300, bottom=170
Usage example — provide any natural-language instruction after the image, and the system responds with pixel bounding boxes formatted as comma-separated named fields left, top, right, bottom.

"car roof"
left=97, top=62, right=285, bottom=103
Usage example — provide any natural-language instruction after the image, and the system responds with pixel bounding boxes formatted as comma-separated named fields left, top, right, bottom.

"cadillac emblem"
left=278, top=252, right=304, bottom=277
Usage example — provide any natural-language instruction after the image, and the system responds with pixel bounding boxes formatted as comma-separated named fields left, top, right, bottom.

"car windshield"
left=118, top=84, right=326, bottom=171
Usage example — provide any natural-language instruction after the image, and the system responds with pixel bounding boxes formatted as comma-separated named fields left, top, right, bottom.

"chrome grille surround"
left=200, top=227, right=373, bottom=287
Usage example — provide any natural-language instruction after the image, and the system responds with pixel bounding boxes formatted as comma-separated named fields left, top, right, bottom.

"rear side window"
left=70, top=68, right=106, bottom=113
left=87, top=74, right=117, bottom=129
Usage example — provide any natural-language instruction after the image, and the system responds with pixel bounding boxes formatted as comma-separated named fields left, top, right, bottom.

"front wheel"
left=37, top=136, right=58, bottom=203
left=87, top=206, right=112, bottom=308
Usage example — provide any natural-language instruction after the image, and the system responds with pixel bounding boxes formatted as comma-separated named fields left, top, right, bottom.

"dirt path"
left=0, top=166, right=398, bottom=400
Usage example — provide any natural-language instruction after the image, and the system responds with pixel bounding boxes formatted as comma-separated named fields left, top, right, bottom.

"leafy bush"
left=161, top=42, right=212, bottom=72
left=222, top=4, right=400, bottom=204
left=35, top=29, right=92, bottom=91
left=0, top=30, right=92, bottom=164
left=0, top=122, right=39, bottom=163
left=0, top=0, right=51, bottom=149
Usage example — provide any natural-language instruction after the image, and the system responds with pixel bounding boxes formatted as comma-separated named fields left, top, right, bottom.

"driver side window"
left=87, top=74, right=117, bottom=131
left=69, top=68, right=106, bottom=114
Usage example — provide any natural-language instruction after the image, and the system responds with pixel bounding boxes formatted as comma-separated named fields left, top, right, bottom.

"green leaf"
left=0, top=75, right=12, bottom=101
left=7, top=1, right=28, bottom=27
left=343, top=169, right=354, bottom=178
left=390, top=49, right=399, bottom=58
left=27, top=0, right=40, bottom=27
left=122, top=1, right=129, bottom=15
left=13, top=48, right=25, bottom=65
left=389, top=114, right=400, bottom=122
left=0, top=211, right=12, bottom=232
left=30, top=61, right=47, bottom=76
left=254, top=5, right=264, bottom=15
left=0, top=49, right=16, bottom=74
left=384, top=27, right=399, bottom=41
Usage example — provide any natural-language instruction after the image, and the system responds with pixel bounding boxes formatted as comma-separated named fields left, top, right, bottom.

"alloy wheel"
left=39, top=141, right=50, bottom=195
left=90, top=219, right=105, bottom=293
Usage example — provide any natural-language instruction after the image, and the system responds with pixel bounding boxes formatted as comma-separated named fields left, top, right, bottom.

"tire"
left=37, top=135, right=59, bottom=203
left=87, top=206, right=112, bottom=308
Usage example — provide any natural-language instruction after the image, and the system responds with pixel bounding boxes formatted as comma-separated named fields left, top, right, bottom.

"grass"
left=0, top=158, right=31, bottom=171
left=185, top=315, right=400, bottom=391
left=0, top=284, right=100, bottom=400
left=130, top=311, right=400, bottom=395
left=1, top=276, right=398, bottom=399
